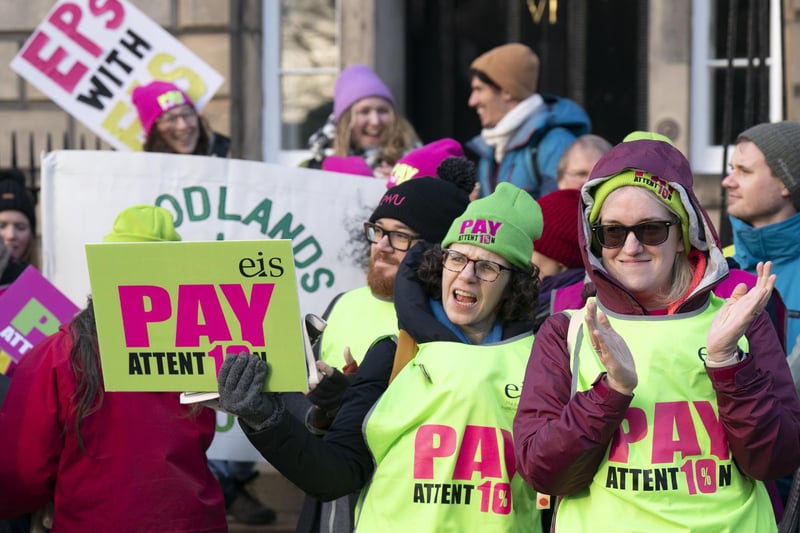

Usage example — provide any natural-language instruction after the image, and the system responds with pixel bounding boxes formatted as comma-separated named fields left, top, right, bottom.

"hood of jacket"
left=578, top=137, right=729, bottom=315
left=467, top=95, right=591, bottom=158
left=393, top=242, right=532, bottom=343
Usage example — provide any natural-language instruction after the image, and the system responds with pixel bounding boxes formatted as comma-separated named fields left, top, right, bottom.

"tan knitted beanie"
left=470, top=43, right=539, bottom=101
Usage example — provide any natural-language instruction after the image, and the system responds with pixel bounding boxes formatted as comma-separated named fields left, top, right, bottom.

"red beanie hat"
left=534, top=188, right=583, bottom=268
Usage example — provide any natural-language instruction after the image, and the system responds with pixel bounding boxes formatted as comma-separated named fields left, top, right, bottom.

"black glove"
left=217, top=354, right=276, bottom=430
left=306, top=368, right=354, bottom=418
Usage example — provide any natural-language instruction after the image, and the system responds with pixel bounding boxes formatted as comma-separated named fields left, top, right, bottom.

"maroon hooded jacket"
left=513, top=136, right=800, bottom=501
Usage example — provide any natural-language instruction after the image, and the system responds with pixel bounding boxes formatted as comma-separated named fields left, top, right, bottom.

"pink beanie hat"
left=386, top=138, right=465, bottom=188
left=333, top=65, right=394, bottom=121
left=322, top=156, right=374, bottom=177
left=132, top=81, right=194, bottom=135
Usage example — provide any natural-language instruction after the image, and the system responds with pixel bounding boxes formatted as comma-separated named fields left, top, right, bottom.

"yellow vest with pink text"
left=357, top=335, right=540, bottom=532
left=556, top=296, right=774, bottom=532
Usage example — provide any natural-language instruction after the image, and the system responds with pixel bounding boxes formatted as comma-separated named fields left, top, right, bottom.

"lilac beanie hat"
left=132, top=81, right=194, bottom=135
left=333, top=65, right=395, bottom=121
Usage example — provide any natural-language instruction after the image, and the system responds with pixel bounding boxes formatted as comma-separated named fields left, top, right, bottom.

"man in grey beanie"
left=723, top=120, right=800, bottom=354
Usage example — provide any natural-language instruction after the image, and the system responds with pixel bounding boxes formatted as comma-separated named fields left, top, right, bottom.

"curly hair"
left=417, top=245, right=541, bottom=325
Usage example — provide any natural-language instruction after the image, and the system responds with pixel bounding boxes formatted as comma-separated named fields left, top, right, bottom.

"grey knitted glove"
left=217, top=354, right=275, bottom=429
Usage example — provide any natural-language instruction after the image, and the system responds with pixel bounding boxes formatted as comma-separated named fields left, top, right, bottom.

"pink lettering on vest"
left=488, top=220, right=502, bottom=236
left=501, top=429, right=516, bottom=479
left=459, top=220, right=475, bottom=234
left=608, top=407, right=648, bottom=463
left=414, top=424, right=457, bottom=478
left=119, top=285, right=172, bottom=347
left=452, top=425, right=502, bottom=480
left=651, top=401, right=702, bottom=463
left=693, top=401, right=730, bottom=460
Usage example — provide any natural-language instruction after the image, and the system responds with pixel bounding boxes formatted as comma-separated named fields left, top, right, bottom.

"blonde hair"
left=333, top=108, right=421, bottom=166
left=663, top=250, right=693, bottom=304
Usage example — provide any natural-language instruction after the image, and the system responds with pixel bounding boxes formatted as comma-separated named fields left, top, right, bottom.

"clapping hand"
left=584, top=300, right=637, bottom=395
left=706, top=261, right=775, bottom=362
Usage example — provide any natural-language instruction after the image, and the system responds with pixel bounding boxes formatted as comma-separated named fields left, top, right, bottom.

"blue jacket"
left=731, top=213, right=800, bottom=351
left=466, top=95, right=590, bottom=198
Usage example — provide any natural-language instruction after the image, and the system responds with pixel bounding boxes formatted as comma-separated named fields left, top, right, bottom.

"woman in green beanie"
left=216, top=182, right=547, bottom=532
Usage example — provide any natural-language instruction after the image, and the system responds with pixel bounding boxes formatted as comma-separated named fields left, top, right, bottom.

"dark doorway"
left=405, top=0, right=646, bottom=148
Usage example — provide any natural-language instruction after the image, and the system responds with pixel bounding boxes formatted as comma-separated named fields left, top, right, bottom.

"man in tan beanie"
left=466, top=42, right=591, bottom=200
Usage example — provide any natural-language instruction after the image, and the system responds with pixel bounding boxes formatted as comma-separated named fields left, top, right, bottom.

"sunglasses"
left=591, top=220, right=679, bottom=248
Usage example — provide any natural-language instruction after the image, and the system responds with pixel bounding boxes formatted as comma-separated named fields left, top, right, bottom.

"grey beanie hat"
left=737, top=121, right=800, bottom=210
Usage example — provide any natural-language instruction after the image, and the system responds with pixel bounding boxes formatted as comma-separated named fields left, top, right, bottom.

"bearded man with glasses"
left=286, top=156, right=475, bottom=533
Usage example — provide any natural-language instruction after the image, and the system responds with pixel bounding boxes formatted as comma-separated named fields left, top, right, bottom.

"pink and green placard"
left=85, top=240, right=307, bottom=392
left=0, top=266, right=81, bottom=363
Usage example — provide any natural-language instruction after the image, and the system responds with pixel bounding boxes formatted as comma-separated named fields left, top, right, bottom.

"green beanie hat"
left=588, top=131, right=691, bottom=252
left=104, top=205, right=182, bottom=243
left=441, top=182, right=542, bottom=269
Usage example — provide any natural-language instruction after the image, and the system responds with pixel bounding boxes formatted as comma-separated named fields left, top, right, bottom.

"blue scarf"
left=430, top=298, right=503, bottom=345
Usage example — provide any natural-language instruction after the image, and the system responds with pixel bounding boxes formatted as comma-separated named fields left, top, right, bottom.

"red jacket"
left=0, top=325, right=226, bottom=532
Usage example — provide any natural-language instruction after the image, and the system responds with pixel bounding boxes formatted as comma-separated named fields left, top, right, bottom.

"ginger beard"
left=366, top=249, right=401, bottom=299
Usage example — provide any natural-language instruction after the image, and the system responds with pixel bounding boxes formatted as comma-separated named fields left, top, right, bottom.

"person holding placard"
left=0, top=205, right=227, bottom=532
left=296, top=153, right=477, bottom=532
left=217, top=183, right=546, bottom=532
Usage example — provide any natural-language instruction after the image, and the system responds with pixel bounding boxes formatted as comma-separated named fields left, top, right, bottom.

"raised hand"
left=584, top=300, right=637, bottom=395
left=707, top=261, right=776, bottom=362
left=217, top=353, right=276, bottom=429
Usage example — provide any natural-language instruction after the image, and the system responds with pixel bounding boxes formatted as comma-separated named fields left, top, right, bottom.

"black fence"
left=2, top=131, right=106, bottom=204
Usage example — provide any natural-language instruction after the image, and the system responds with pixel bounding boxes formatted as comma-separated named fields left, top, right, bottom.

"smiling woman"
left=132, top=80, right=230, bottom=157
left=303, top=65, right=421, bottom=180
left=514, top=131, right=800, bottom=533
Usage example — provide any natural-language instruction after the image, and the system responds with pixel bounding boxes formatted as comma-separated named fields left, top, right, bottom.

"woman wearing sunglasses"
left=514, top=132, right=800, bottom=532
left=217, top=183, right=547, bottom=531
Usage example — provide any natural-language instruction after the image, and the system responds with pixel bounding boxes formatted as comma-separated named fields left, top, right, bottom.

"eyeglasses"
left=591, top=220, right=679, bottom=248
left=363, top=222, right=422, bottom=251
left=442, top=249, right=514, bottom=282
left=158, top=108, right=198, bottom=127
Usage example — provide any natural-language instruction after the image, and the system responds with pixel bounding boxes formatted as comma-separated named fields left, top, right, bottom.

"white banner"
left=11, top=0, right=223, bottom=151
left=41, top=150, right=385, bottom=316
left=41, top=149, right=388, bottom=460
